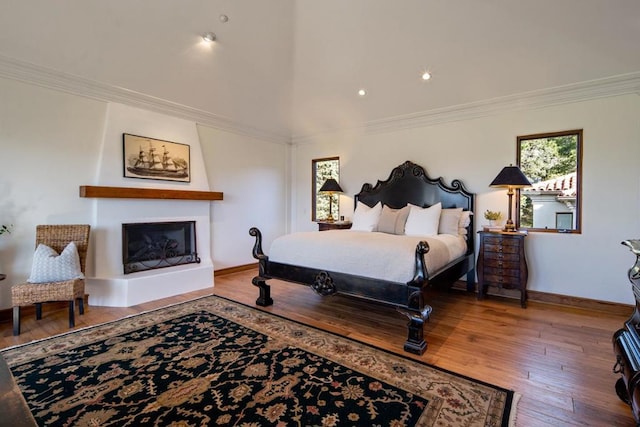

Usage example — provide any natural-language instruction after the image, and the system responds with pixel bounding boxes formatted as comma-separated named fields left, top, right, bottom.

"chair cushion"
left=27, top=242, right=84, bottom=284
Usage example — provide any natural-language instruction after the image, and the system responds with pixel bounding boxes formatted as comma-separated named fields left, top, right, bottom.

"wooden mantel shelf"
left=79, top=185, right=223, bottom=201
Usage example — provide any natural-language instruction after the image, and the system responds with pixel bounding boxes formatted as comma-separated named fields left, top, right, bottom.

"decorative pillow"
left=405, top=202, right=442, bottom=237
left=439, top=208, right=463, bottom=235
left=351, top=201, right=382, bottom=232
left=377, top=205, right=410, bottom=235
left=28, top=241, right=84, bottom=283
left=458, top=210, right=473, bottom=235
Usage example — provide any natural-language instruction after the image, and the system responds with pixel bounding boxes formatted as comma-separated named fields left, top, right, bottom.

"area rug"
left=1, top=295, right=518, bottom=426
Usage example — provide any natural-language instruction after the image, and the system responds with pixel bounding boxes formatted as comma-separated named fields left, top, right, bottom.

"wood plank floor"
left=0, top=270, right=635, bottom=426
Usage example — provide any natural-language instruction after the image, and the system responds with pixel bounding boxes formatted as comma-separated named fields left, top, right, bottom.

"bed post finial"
left=410, top=240, right=430, bottom=286
left=249, top=227, right=273, bottom=306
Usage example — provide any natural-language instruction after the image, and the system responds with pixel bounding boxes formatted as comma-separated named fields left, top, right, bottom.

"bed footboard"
left=249, top=227, right=433, bottom=354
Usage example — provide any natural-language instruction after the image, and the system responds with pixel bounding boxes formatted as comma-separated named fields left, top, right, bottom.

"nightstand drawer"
left=483, top=252, right=520, bottom=262
left=483, top=236, right=521, bottom=246
left=483, top=257, right=521, bottom=269
left=482, top=243, right=521, bottom=254
left=484, top=274, right=522, bottom=287
left=483, top=266, right=520, bottom=277
left=318, top=222, right=352, bottom=231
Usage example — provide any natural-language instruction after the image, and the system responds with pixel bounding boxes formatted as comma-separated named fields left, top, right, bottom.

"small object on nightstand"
left=476, top=230, right=528, bottom=307
left=317, top=221, right=352, bottom=231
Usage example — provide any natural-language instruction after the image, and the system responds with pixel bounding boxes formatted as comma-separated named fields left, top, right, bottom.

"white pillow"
left=351, top=201, right=382, bottom=232
left=405, top=202, right=442, bottom=236
left=28, top=241, right=84, bottom=283
left=439, top=208, right=463, bottom=235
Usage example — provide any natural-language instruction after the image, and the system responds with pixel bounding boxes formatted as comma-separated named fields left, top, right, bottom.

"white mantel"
left=85, top=103, right=216, bottom=307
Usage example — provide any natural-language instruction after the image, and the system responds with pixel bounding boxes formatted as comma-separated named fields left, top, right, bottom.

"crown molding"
left=1, top=54, right=638, bottom=147
left=0, top=54, right=291, bottom=145
left=291, top=72, right=640, bottom=144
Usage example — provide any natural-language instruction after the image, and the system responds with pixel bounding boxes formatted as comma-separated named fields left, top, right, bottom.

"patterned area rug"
left=1, top=296, right=517, bottom=426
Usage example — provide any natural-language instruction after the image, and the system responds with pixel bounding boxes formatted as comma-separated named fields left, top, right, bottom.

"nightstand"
left=476, top=230, right=528, bottom=308
left=317, top=221, right=352, bottom=231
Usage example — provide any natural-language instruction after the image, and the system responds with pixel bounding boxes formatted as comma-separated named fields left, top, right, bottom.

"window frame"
left=516, top=129, right=583, bottom=234
left=311, top=157, right=340, bottom=222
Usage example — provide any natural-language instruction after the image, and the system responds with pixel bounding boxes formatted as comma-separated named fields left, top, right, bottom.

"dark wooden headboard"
left=354, top=160, right=475, bottom=252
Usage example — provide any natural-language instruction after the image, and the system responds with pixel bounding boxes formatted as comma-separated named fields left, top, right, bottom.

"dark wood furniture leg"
left=398, top=305, right=431, bottom=355
left=12, top=307, right=20, bottom=336
left=68, top=301, right=75, bottom=328
left=252, top=276, right=274, bottom=307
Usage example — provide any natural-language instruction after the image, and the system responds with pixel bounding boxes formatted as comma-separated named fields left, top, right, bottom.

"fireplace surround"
left=122, top=221, right=199, bottom=274
left=81, top=103, right=218, bottom=308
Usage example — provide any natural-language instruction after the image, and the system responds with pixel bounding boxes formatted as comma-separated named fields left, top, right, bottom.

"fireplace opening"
left=122, top=221, right=200, bottom=274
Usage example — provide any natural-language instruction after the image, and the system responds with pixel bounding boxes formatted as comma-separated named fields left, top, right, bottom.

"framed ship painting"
left=123, top=134, right=190, bottom=183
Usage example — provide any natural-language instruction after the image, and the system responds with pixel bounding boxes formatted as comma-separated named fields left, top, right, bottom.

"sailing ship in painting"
left=125, top=136, right=189, bottom=181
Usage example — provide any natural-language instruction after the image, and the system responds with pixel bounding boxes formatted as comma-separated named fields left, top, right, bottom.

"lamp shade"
left=490, top=165, right=531, bottom=188
left=319, top=178, right=343, bottom=193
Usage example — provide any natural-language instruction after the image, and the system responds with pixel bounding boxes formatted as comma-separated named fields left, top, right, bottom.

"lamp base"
left=503, top=219, right=516, bottom=232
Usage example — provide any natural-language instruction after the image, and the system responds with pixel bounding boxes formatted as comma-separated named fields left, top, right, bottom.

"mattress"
left=269, top=230, right=467, bottom=283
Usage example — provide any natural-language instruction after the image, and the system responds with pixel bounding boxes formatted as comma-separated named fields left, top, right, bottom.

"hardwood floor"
left=0, top=270, right=635, bottom=426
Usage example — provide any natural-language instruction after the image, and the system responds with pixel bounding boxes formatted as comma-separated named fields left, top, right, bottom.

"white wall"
left=197, top=125, right=289, bottom=269
left=0, top=77, right=289, bottom=310
left=291, top=94, right=640, bottom=304
left=0, top=78, right=106, bottom=310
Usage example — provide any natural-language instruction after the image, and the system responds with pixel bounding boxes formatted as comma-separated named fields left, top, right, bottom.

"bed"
left=249, top=160, right=475, bottom=354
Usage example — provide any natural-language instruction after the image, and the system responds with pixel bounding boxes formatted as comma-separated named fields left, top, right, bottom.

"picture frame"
left=123, top=133, right=190, bottom=183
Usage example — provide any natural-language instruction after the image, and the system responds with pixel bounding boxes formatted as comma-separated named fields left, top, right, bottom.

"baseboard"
left=452, top=281, right=632, bottom=316
left=214, top=263, right=257, bottom=276
left=526, top=289, right=632, bottom=316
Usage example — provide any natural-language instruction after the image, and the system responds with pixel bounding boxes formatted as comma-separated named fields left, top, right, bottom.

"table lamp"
left=490, top=165, right=531, bottom=232
left=319, top=178, right=343, bottom=222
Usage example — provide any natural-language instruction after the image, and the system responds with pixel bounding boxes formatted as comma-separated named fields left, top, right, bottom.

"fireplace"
left=122, top=221, right=200, bottom=274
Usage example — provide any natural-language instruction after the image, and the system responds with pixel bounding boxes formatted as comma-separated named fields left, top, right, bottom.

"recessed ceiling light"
left=219, top=14, right=229, bottom=23
left=422, top=71, right=432, bottom=81
left=358, top=89, right=367, bottom=96
left=202, top=32, right=216, bottom=43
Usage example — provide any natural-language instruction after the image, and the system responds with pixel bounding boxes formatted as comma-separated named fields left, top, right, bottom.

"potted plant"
left=484, top=210, right=502, bottom=228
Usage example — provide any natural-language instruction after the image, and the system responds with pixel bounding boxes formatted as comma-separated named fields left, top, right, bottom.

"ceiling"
left=1, top=0, right=639, bottom=141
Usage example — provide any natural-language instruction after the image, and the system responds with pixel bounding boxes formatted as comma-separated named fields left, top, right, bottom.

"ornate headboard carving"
left=354, top=161, right=475, bottom=252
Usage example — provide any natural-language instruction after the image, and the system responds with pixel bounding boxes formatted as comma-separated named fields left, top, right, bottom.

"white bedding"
left=269, top=230, right=467, bottom=283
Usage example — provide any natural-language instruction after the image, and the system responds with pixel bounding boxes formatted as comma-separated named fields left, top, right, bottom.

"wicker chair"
left=11, top=225, right=90, bottom=335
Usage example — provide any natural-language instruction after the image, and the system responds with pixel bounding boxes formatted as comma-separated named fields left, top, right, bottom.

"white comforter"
left=269, top=230, right=467, bottom=283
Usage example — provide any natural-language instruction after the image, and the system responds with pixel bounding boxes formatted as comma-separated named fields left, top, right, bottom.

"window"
left=516, top=129, right=582, bottom=233
left=556, top=212, right=573, bottom=229
left=312, top=157, right=340, bottom=221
